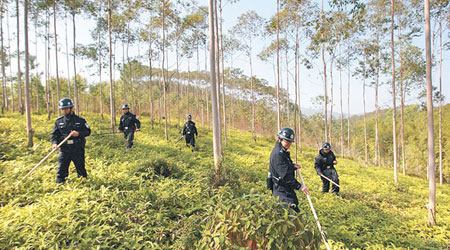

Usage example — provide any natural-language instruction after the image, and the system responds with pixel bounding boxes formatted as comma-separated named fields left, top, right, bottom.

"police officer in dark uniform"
left=51, top=98, right=91, bottom=183
left=117, top=104, right=141, bottom=150
left=268, top=127, right=309, bottom=213
left=314, top=142, right=340, bottom=195
left=182, top=114, right=198, bottom=151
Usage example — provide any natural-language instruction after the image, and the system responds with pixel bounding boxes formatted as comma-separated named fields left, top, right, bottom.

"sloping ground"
left=0, top=113, right=449, bottom=249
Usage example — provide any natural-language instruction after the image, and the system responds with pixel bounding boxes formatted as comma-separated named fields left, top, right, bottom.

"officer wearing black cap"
left=51, top=98, right=91, bottom=183
left=117, top=104, right=140, bottom=150
left=182, top=114, right=198, bottom=151
left=268, top=127, right=309, bottom=213
left=315, top=142, right=340, bottom=195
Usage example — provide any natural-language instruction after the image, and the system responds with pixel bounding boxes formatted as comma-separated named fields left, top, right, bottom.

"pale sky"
left=9, top=0, right=450, bottom=115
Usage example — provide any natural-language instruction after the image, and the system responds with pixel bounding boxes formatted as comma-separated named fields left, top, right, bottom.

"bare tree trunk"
left=16, top=0, right=23, bottom=114
left=219, top=0, right=227, bottom=146
left=276, top=0, right=281, bottom=131
left=24, top=0, right=33, bottom=147
left=295, top=16, right=302, bottom=153
left=321, top=0, right=328, bottom=142
left=213, top=0, right=222, bottom=152
left=363, top=60, right=368, bottom=167
left=97, top=19, right=103, bottom=119
left=329, top=57, right=334, bottom=145
left=294, top=11, right=299, bottom=159
left=65, top=13, right=71, bottom=99
left=107, top=0, right=115, bottom=131
left=1, top=1, right=7, bottom=113
left=176, top=36, right=180, bottom=128
left=249, top=42, right=255, bottom=142
left=391, top=0, right=398, bottom=183
left=162, top=0, right=168, bottom=141
left=339, top=45, right=344, bottom=158
left=6, top=5, right=14, bottom=112
left=148, top=42, right=154, bottom=129
left=45, top=10, right=51, bottom=120
left=347, top=57, right=350, bottom=157
left=375, top=33, right=380, bottom=167
left=72, top=10, right=79, bottom=113
left=399, top=25, right=406, bottom=175
left=53, top=0, right=60, bottom=116
left=438, top=7, right=443, bottom=185
left=424, top=0, right=436, bottom=226
left=208, top=0, right=222, bottom=174
left=285, top=48, right=289, bottom=127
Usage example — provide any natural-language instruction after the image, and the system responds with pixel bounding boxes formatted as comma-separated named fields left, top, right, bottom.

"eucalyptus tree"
left=24, top=0, right=33, bottom=147
left=53, top=0, right=60, bottom=116
left=390, top=0, right=398, bottom=183
left=424, top=0, right=436, bottom=226
left=1, top=0, right=7, bottom=113
left=63, top=0, right=86, bottom=113
left=208, top=0, right=223, bottom=176
left=232, top=10, right=264, bottom=142
left=16, top=0, right=23, bottom=114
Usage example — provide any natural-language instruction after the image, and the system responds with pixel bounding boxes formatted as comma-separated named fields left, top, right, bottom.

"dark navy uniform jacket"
left=182, top=121, right=198, bottom=137
left=269, top=141, right=302, bottom=192
left=119, top=112, right=141, bottom=132
left=51, top=114, right=91, bottom=152
left=314, top=149, right=337, bottom=175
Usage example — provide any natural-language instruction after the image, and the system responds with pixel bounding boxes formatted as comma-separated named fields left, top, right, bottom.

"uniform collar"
left=277, top=141, right=288, bottom=153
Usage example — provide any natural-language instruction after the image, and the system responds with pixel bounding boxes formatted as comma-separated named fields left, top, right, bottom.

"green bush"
left=197, top=194, right=321, bottom=250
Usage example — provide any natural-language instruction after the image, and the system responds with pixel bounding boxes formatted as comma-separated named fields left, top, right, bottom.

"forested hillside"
left=1, top=114, right=449, bottom=249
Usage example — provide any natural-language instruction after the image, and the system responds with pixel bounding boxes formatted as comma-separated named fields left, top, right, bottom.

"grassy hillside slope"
left=0, top=113, right=449, bottom=249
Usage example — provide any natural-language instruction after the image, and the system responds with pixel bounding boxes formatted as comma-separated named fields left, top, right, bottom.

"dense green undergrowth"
left=0, top=113, right=449, bottom=249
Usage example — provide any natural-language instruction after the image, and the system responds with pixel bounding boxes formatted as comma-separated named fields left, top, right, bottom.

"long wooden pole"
left=296, top=169, right=330, bottom=250
left=320, top=174, right=340, bottom=188
left=16, top=134, right=72, bottom=185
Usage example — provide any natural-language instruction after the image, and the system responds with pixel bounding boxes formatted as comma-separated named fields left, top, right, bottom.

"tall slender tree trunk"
left=219, top=0, right=227, bottom=146
left=391, top=0, right=398, bottom=183
left=45, top=10, right=51, bottom=120
left=208, top=0, right=222, bottom=174
left=1, top=1, right=7, bottom=113
left=162, top=0, right=168, bottom=141
left=375, top=33, right=380, bottom=167
left=347, top=56, right=350, bottom=156
left=107, top=0, right=115, bottom=131
left=438, top=7, right=443, bottom=185
left=213, top=0, right=222, bottom=152
left=65, top=13, right=71, bottom=99
left=16, top=0, right=23, bottom=114
left=126, top=24, right=134, bottom=109
left=148, top=42, right=154, bottom=129
left=329, top=57, right=334, bottom=145
left=276, top=0, right=281, bottom=131
left=424, top=0, right=436, bottom=226
left=321, top=0, right=328, bottom=142
left=295, top=15, right=302, bottom=153
left=6, top=5, right=14, bottom=112
left=53, top=0, right=60, bottom=116
left=339, top=45, right=344, bottom=158
left=176, top=36, right=180, bottom=128
left=285, top=48, right=290, bottom=127
left=399, top=26, right=406, bottom=175
left=294, top=11, right=299, bottom=159
left=249, top=41, right=256, bottom=142
left=72, top=10, right=79, bottom=113
left=363, top=60, right=368, bottom=167
left=98, top=23, right=103, bottom=119
left=24, top=0, right=33, bottom=147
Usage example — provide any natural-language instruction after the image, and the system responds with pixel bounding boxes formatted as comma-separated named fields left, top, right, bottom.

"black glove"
left=316, top=170, right=323, bottom=176
left=294, top=182, right=302, bottom=190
